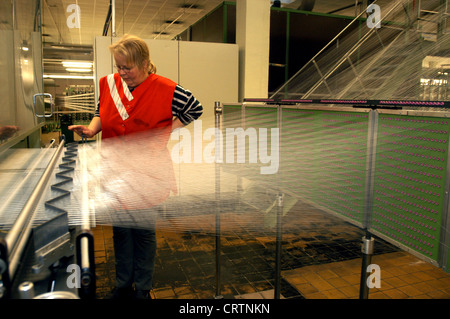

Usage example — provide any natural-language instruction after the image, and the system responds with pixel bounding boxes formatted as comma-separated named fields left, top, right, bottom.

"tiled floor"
left=92, top=200, right=450, bottom=299
left=283, top=251, right=450, bottom=299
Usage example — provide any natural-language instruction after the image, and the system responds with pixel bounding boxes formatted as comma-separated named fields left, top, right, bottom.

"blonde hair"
left=109, top=34, right=157, bottom=74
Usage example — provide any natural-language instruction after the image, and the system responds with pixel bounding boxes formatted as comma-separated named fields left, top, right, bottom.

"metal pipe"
left=18, top=281, right=35, bottom=299
left=5, top=139, right=65, bottom=279
left=78, top=136, right=92, bottom=274
left=274, top=193, right=283, bottom=299
left=214, top=101, right=223, bottom=299
left=80, top=237, right=90, bottom=271
left=363, top=110, right=378, bottom=231
left=111, top=0, right=116, bottom=37
left=76, top=231, right=95, bottom=299
left=359, top=232, right=374, bottom=299
left=80, top=136, right=91, bottom=231
left=77, top=136, right=96, bottom=298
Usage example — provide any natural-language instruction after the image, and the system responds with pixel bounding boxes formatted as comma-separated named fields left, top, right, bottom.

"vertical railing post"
left=214, top=101, right=223, bottom=299
left=274, top=192, right=284, bottom=300
left=359, top=232, right=375, bottom=299
left=274, top=104, right=283, bottom=299
left=360, top=107, right=378, bottom=299
left=363, top=110, right=378, bottom=230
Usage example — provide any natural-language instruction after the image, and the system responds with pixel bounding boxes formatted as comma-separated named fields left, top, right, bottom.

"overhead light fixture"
left=62, top=61, right=93, bottom=68
left=43, top=74, right=94, bottom=80
left=65, top=68, right=92, bottom=72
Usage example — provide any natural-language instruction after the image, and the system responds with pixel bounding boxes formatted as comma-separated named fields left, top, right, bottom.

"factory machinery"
left=1, top=0, right=449, bottom=300
left=0, top=137, right=95, bottom=299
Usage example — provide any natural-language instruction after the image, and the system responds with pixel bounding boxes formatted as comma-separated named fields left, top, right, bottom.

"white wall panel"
left=94, top=37, right=239, bottom=196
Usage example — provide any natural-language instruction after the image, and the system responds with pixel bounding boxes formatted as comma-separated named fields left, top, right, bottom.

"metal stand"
left=214, top=101, right=223, bottom=299
left=274, top=193, right=283, bottom=299
left=76, top=230, right=96, bottom=299
left=359, top=231, right=374, bottom=299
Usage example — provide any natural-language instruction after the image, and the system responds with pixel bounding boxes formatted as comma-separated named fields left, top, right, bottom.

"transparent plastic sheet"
left=48, top=106, right=450, bottom=268
left=3, top=105, right=448, bottom=300
left=264, top=0, right=450, bottom=272
left=219, top=103, right=450, bottom=269
left=372, top=111, right=450, bottom=262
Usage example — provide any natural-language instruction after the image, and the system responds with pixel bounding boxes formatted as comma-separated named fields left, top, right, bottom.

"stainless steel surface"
left=0, top=0, right=44, bottom=146
left=361, top=236, right=375, bottom=255
left=0, top=147, right=57, bottom=228
left=4, top=140, right=65, bottom=279
left=18, top=281, right=35, bottom=299
left=34, top=291, right=79, bottom=299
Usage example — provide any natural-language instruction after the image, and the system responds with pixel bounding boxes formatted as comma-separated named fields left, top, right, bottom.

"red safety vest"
left=99, top=72, right=176, bottom=139
left=98, top=73, right=178, bottom=211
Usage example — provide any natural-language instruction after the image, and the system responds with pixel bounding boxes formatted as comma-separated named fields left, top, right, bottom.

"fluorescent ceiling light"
left=65, top=68, right=92, bottom=72
left=43, top=74, right=94, bottom=79
left=62, top=61, right=93, bottom=68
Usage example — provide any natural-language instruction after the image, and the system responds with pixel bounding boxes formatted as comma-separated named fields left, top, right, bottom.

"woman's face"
left=114, top=53, right=148, bottom=88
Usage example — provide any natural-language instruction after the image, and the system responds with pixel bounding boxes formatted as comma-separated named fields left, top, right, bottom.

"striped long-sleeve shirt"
left=95, top=84, right=203, bottom=125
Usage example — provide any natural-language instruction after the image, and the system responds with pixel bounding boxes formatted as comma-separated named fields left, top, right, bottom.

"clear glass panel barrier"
left=220, top=102, right=450, bottom=298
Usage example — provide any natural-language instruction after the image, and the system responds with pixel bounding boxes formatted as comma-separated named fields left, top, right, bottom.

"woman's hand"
left=68, top=125, right=95, bottom=138
left=68, top=117, right=101, bottom=138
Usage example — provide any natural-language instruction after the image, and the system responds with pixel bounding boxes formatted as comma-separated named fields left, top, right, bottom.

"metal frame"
left=218, top=101, right=450, bottom=300
left=363, top=109, right=378, bottom=231
left=214, top=102, right=223, bottom=299
left=0, top=139, right=65, bottom=298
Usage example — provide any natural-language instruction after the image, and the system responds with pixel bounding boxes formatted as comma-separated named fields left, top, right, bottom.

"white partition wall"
left=94, top=37, right=239, bottom=195
left=94, top=37, right=238, bottom=120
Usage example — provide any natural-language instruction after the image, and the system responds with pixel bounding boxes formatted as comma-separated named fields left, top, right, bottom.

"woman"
left=69, top=34, right=202, bottom=299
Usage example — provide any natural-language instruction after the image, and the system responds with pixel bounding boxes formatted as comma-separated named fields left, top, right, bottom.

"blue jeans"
left=112, top=225, right=157, bottom=291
